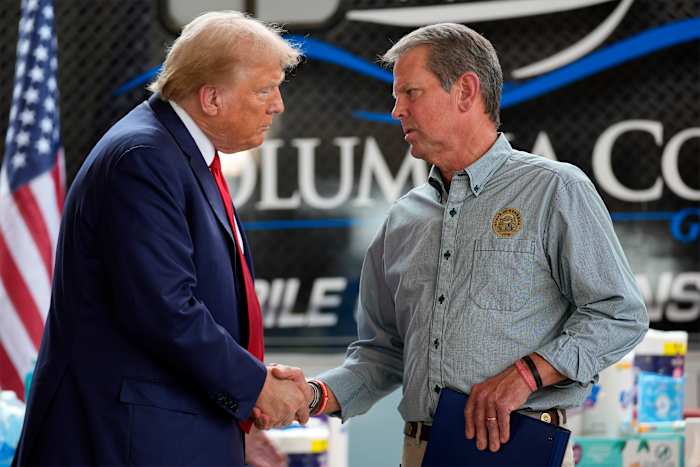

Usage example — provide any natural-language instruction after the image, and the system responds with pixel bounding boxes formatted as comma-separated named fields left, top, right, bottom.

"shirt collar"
left=463, top=133, right=512, bottom=196
left=428, top=132, right=512, bottom=198
left=169, top=100, right=216, bottom=167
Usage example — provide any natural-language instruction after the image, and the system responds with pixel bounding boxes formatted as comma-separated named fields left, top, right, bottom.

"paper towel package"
left=632, top=329, right=687, bottom=427
left=637, top=373, right=685, bottom=423
left=582, top=351, right=634, bottom=436
left=633, top=329, right=687, bottom=377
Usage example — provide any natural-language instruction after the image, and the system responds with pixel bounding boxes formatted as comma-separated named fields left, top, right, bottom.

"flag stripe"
left=0, top=177, right=52, bottom=319
left=30, top=169, right=62, bottom=256
left=52, top=148, right=65, bottom=214
left=0, top=0, right=64, bottom=395
left=0, top=279, right=36, bottom=386
left=0, top=232, right=44, bottom=347
left=0, top=343, right=24, bottom=399
left=14, top=184, right=53, bottom=278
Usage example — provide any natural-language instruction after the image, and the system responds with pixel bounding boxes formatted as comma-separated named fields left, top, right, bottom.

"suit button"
left=438, top=295, right=445, bottom=304
left=449, top=208, right=457, bottom=217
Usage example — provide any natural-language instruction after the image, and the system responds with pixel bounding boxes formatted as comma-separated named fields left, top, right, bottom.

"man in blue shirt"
left=302, top=23, right=648, bottom=467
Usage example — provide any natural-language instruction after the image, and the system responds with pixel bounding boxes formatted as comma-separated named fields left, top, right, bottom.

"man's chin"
left=409, top=145, right=426, bottom=160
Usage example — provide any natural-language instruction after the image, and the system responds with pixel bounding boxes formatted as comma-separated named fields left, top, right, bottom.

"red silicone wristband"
left=515, top=359, right=538, bottom=392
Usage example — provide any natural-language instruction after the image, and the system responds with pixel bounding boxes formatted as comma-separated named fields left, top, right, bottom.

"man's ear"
left=456, top=72, right=480, bottom=113
left=198, top=85, right=220, bottom=116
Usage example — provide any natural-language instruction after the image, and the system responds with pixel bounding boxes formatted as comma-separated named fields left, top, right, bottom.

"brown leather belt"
left=404, top=409, right=565, bottom=442
left=404, top=421, right=431, bottom=442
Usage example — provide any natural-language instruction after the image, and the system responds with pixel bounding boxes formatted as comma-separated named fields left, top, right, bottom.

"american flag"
left=0, top=0, right=64, bottom=399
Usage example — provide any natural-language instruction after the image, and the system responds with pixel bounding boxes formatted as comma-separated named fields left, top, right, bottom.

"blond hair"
left=148, top=11, right=301, bottom=101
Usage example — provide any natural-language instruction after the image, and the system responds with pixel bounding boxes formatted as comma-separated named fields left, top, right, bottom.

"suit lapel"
left=147, top=94, right=235, bottom=245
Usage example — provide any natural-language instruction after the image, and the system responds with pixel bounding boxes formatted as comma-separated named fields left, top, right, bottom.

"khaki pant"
left=400, top=420, right=575, bottom=467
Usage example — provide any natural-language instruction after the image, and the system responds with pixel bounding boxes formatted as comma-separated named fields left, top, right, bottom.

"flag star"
left=9, top=105, right=17, bottom=121
left=47, top=77, right=56, bottom=91
left=34, top=45, right=48, bottom=62
left=44, top=97, right=56, bottom=112
left=6, top=126, right=15, bottom=142
left=15, top=61, right=26, bottom=77
left=26, top=0, right=39, bottom=10
left=16, top=131, right=30, bottom=147
left=42, top=5, right=53, bottom=19
left=24, top=87, right=39, bottom=104
left=13, top=83, right=22, bottom=99
left=18, top=39, right=30, bottom=56
left=11, top=152, right=27, bottom=169
left=19, top=109, right=36, bottom=126
left=23, top=18, right=34, bottom=33
left=51, top=57, right=57, bottom=71
left=39, top=25, right=51, bottom=40
left=40, top=117, right=53, bottom=133
left=37, top=137, right=51, bottom=154
left=29, top=66, right=44, bottom=82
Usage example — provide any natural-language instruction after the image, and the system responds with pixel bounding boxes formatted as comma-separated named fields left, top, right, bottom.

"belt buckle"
left=540, top=412, right=552, bottom=423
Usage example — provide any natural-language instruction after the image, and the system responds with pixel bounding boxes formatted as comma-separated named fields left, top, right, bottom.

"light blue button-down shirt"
left=320, top=134, right=648, bottom=423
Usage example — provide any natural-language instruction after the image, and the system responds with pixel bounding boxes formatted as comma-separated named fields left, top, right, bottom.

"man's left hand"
left=464, top=365, right=532, bottom=453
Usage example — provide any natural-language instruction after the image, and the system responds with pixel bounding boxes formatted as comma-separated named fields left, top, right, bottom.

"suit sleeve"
left=101, top=144, right=266, bottom=420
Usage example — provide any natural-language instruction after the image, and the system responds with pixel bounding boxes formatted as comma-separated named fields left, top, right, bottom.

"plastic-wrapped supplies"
left=581, top=351, right=635, bottom=436
left=267, top=417, right=330, bottom=467
left=633, top=329, right=687, bottom=427
left=0, top=391, right=25, bottom=467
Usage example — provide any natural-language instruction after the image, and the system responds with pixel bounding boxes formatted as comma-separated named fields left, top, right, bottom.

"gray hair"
left=382, top=23, right=502, bottom=127
left=148, top=11, right=302, bottom=101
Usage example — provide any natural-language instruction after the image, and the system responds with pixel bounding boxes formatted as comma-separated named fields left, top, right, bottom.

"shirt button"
left=474, top=185, right=480, bottom=192
left=443, top=251, right=451, bottom=260
left=433, top=338, right=439, bottom=349
left=438, top=295, right=445, bottom=304
left=449, top=208, right=457, bottom=217
left=434, top=385, right=441, bottom=394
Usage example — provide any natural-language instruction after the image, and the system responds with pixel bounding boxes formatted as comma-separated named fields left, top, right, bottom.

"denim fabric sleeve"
left=537, top=177, right=649, bottom=384
left=318, top=220, right=404, bottom=421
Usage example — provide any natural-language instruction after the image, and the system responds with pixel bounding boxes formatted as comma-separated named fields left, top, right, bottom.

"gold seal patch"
left=492, top=208, right=522, bottom=238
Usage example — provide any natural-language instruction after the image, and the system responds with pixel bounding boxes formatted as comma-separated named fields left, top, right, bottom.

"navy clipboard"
left=422, top=388, right=571, bottom=467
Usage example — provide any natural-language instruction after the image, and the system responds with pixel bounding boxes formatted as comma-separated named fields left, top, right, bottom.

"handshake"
left=251, top=364, right=319, bottom=430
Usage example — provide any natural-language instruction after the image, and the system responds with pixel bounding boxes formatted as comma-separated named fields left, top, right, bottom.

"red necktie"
left=210, top=153, right=264, bottom=432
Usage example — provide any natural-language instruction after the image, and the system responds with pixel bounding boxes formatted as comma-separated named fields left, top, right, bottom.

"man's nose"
left=391, top=97, right=405, bottom=120
left=269, top=88, right=284, bottom=114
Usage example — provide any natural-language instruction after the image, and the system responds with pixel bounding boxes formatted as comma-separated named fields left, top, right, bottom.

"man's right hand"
left=253, top=364, right=309, bottom=429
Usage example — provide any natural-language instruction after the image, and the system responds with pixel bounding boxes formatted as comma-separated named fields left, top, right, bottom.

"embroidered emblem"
left=492, top=208, right=522, bottom=238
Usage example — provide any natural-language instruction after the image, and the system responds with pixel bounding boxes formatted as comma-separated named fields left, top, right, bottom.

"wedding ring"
left=486, top=417, right=497, bottom=422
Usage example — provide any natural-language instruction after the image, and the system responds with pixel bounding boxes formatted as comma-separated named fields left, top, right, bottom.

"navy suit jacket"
left=12, top=95, right=267, bottom=466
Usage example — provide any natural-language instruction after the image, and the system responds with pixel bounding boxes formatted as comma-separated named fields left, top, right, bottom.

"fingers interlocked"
left=252, top=364, right=313, bottom=430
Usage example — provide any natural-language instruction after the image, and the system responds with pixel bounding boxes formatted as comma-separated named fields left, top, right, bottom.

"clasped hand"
left=252, top=364, right=312, bottom=430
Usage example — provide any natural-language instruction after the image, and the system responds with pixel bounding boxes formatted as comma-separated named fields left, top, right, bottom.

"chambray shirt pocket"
left=469, top=238, right=535, bottom=311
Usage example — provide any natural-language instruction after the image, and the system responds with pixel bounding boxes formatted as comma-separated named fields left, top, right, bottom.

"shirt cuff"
left=536, top=335, right=598, bottom=385
left=316, top=366, right=372, bottom=422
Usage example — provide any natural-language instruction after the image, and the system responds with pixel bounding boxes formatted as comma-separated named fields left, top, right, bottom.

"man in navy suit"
left=13, top=11, right=309, bottom=466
